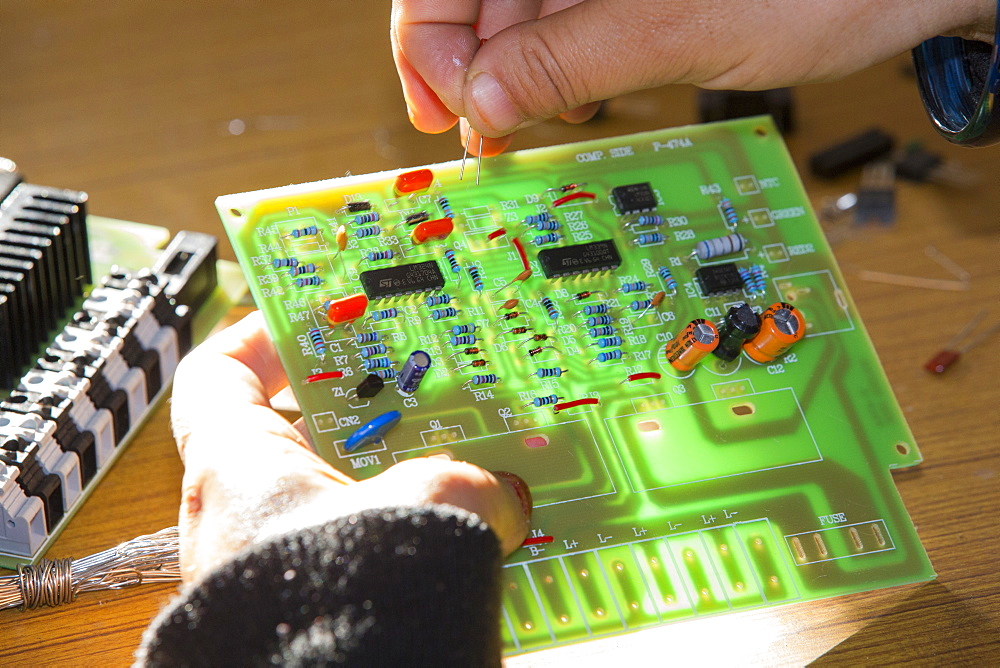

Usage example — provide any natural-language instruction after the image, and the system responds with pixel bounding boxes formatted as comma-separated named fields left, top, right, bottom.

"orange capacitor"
left=326, top=293, right=369, bottom=325
left=410, top=217, right=454, bottom=244
left=743, top=302, right=805, bottom=363
left=663, top=319, right=719, bottom=371
left=394, top=169, right=434, bottom=195
left=335, top=225, right=348, bottom=252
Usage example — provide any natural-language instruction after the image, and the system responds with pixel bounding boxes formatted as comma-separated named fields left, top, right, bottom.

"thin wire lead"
left=459, top=124, right=472, bottom=181
left=476, top=134, right=484, bottom=186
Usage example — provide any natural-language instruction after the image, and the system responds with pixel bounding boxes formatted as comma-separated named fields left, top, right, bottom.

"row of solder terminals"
left=0, top=187, right=219, bottom=560
left=267, top=169, right=805, bottom=454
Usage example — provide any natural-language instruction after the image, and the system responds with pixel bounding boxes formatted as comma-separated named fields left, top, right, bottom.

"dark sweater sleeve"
left=135, top=506, right=504, bottom=667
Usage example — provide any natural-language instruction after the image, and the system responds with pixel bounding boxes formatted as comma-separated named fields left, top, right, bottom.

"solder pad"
left=217, top=118, right=934, bottom=656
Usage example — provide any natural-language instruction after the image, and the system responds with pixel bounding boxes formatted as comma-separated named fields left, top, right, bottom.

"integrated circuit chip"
left=359, top=260, right=444, bottom=300
left=538, top=240, right=621, bottom=279
left=695, top=262, right=744, bottom=296
left=611, top=182, right=657, bottom=215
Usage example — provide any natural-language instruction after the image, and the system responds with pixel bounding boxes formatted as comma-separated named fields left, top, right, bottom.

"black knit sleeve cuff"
left=135, top=505, right=504, bottom=667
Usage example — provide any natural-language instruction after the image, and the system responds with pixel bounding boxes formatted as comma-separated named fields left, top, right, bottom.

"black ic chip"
left=611, top=182, right=657, bottom=215
left=538, top=240, right=622, bottom=279
left=360, top=260, right=444, bottom=300
left=696, top=263, right=744, bottom=296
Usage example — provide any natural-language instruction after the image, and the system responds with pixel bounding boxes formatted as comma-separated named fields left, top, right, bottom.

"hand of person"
left=391, top=0, right=997, bottom=154
left=169, top=311, right=532, bottom=584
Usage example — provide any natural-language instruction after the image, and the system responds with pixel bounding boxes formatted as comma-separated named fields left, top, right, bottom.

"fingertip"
left=459, top=118, right=513, bottom=157
left=559, top=101, right=604, bottom=125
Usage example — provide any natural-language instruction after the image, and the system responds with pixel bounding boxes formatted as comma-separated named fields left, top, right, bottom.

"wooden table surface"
left=2, top=2, right=998, bottom=664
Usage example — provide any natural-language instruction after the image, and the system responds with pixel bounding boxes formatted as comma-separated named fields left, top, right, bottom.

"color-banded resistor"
left=522, top=394, right=561, bottom=408
left=272, top=257, right=299, bottom=269
left=540, top=296, right=559, bottom=320
left=633, top=215, right=664, bottom=228
left=619, top=281, right=648, bottom=294
left=592, top=349, right=624, bottom=363
left=431, top=307, right=460, bottom=320
left=355, top=332, right=380, bottom=344
left=719, top=198, right=739, bottom=229
left=529, top=216, right=562, bottom=232
left=588, top=326, right=616, bottom=338
left=493, top=311, right=520, bottom=323
left=404, top=211, right=430, bottom=226
left=294, top=276, right=323, bottom=288
left=438, top=197, right=455, bottom=218
left=523, top=212, right=554, bottom=226
left=355, top=224, right=382, bottom=238
left=586, top=315, right=614, bottom=327
left=357, top=343, right=390, bottom=358
left=307, top=328, right=326, bottom=357
left=362, top=357, right=394, bottom=370
left=593, top=336, right=624, bottom=348
left=450, top=334, right=477, bottom=346
left=425, top=293, right=452, bottom=307
left=693, top=233, right=748, bottom=260
left=353, top=212, right=381, bottom=225
left=506, top=326, right=531, bottom=335
left=456, top=358, right=489, bottom=370
left=444, top=249, right=460, bottom=273
left=286, top=225, right=320, bottom=238
left=743, top=302, right=805, bottom=363
left=397, top=350, right=432, bottom=394
left=664, top=319, right=719, bottom=371
left=630, top=299, right=653, bottom=312
left=447, top=347, right=481, bottom=358
left=288, top=262, right=318, bottom=276
left=532, top=367, right=565, bottom=378
left=531, top=233, right=561, bottom=246
left=748, top=264, right=768, bottom=295
left=372, top=368, right=397, bottom=380
left=582, top=304, right=609, bottom=315
left=370, top=308, right=400, bottom=321
left=523, top=346, right=557, bottom=358
left=635, top=233, right=665, bottom=246
left=521, top=333, right=554, bottom=345
left=467, top=265, right=484, bottom=292
left=464, top=374, right=499, bottom=387
left=366, top=249, right=395, bottom=262
left=658, top=266, right=678, bottom=294
left=547, top=182, right=586, bottom=193
left=571, top=291, right=602, bottom=301
left=450, top=323, right=477, bottom=336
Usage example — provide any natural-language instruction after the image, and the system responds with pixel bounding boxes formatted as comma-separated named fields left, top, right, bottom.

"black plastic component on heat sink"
left=0, top=168, right=91, bottom=389
left=0, top=230, right=219, bottom=556
left=695, top=262, right=744, bottom=296
left=538, top=240, right=622, bottom=279
left=359, top=260, right=445, bottom=300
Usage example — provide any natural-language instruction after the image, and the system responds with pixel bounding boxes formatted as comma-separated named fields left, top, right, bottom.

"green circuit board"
left=217, top=118, right=934, bottom=656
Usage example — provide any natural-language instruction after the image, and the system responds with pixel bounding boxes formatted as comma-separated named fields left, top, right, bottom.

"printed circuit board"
left=218, top=118, right=934, bottom=655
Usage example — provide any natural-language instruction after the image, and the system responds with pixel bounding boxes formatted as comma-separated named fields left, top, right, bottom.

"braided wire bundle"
left=0, top=526, right=181, bottom=611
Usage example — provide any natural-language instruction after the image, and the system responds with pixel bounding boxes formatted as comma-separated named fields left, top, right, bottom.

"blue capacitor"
left=397, top=350, right=432, bottom=394
left=344, top=410, right=402, bottom=453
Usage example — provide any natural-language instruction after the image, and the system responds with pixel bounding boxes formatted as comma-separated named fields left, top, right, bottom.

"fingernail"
left=470, top=72, right=521, bottom=134
left=492, top=471, right=532, bottom=520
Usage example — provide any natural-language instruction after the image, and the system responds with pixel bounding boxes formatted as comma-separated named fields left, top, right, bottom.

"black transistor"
left=354, top=373, right=385, bottom=399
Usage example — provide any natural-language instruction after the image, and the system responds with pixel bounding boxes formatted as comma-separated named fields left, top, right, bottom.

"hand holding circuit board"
left=168, top=311, right=531, bottom=585
left=390, top=0, right=997, bottom=153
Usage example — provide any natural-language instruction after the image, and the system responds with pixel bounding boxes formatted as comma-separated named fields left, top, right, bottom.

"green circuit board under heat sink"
left=217, top=117, right=934, bottom=656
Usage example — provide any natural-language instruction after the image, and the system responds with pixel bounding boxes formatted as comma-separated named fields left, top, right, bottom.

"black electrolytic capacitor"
left=712, top=303, right=762, bottom=362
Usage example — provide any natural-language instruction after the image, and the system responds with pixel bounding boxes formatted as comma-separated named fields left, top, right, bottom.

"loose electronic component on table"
left=218, top=118, right=934, bottom=659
